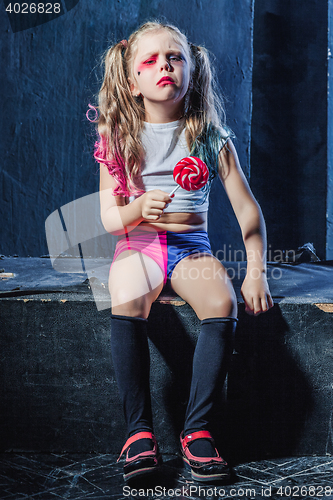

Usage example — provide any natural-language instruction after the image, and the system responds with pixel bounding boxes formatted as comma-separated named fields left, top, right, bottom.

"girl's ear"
left=128, top=77, right=140, bottom=97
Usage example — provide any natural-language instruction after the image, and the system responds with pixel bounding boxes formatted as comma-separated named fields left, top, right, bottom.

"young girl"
left=93, top=21, right=273, bottom=483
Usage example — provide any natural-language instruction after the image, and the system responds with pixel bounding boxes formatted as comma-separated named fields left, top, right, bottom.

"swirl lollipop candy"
left=169, top=157, right=209, bottom=196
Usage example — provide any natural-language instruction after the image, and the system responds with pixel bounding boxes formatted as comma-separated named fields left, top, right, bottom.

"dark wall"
left=0, top=0, right=254, bottom=257
left=328, top=0, right=333, bottom=259
left=250, top=0, right=328, bottom=259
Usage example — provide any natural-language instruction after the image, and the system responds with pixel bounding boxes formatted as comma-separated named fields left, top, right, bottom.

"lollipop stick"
left=169, top=185, right=180, bottom=197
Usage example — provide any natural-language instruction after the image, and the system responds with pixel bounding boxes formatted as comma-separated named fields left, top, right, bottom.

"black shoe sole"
left=123, top=455, right=162, bottom=482
left=183, top=456, right=231, bottom=483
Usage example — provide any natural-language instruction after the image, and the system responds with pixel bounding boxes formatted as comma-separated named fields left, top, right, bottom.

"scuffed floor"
left=1, top=453, right=333, bottom=499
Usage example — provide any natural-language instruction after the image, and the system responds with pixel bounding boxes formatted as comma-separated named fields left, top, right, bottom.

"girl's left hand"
left=240, top=272, right=274, bottom=315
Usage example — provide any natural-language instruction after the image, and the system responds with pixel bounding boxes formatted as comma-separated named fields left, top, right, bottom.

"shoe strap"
left=182, top=430, right=214, bottom=449
left=117, top=431, right=155, bottom=462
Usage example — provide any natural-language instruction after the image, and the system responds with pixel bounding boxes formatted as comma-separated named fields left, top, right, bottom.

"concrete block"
left=1, top=289, right=333, bottom=462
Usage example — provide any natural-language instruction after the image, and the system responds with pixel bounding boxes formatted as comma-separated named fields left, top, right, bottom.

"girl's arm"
left=218, top=140, right=273, bottom=315
left=99, top=164, right=172, bottom=235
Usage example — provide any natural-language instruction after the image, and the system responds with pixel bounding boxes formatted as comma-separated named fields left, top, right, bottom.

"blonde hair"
left=93, top=20, right=227, bottom=196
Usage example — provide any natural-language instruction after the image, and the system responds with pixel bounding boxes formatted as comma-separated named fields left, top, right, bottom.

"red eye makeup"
left=137, top=55, right=158, bottom=74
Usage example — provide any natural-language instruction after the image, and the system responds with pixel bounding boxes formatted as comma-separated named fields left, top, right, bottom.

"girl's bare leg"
left=170, top=253, right=237, bottom=320
left=109, top=249, right=165, bottom=318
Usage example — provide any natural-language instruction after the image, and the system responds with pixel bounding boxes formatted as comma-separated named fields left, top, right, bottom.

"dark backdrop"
left=251, top=0, right=330, bottom=260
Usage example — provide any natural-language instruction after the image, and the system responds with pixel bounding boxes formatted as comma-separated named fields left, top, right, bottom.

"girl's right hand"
left=139, top=190, right=173, bottom=221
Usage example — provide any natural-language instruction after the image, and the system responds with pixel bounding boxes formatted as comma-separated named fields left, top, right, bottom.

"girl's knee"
left=201, top=291, right=237, bottom=319
left=111, top=291, right=152, bottom=319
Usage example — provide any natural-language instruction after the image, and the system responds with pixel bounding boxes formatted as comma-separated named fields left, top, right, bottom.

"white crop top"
left=130, top=120, right=210, bottom=213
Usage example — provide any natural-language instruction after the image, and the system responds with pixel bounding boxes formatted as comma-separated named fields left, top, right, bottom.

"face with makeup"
left=129, top=29, right=191, bottom=121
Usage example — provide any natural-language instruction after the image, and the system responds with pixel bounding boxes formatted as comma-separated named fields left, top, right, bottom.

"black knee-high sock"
left=110, top=314, right=153, bottom=448
left=184, top=317, right=237, bottom=457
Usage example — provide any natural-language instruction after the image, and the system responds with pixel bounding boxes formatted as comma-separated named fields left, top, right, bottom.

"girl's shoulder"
left=209, top=123, right=235, bottom=145
left=198, top=122, right=235, bottom=154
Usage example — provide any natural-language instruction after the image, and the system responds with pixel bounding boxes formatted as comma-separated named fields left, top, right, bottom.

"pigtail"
left=98, top=42, right=142, bottom=134
left=95, top=41, right=145, bottom=196
left=184, top=44, right=234, bottom=200
left=185, top=44, right=226, bottom=149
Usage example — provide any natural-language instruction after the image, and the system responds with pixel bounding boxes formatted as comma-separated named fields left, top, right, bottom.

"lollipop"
left=169, top=157, right=209, bottom=196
